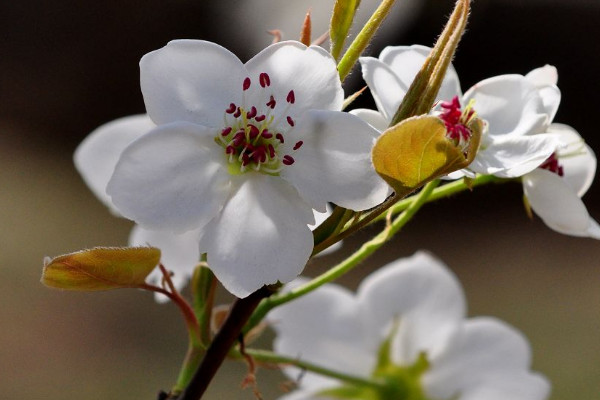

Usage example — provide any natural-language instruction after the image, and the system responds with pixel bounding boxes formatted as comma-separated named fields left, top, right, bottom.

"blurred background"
left=1, top=0, right=599, bottom=398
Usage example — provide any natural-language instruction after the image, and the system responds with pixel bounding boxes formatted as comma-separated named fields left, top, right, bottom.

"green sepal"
left=330, top=0, right=362, bottom=61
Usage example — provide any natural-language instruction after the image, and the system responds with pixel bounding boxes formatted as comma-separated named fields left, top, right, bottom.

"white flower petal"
left=107, top=122, right=231, bottom=233
left=129, top=225, right=200, bottom=303
left=464, top=74, right=549, bottom=137
left=458, top=372, right=550, bottom=400
left=359, top=56, right=408, bottom=121
left=199, top=174, right=314, bottom=298
left=357, top=252, right=466, bottom=365
left=470, top=133, right=559, bottom=178
left=424, top=317, right=533, bottom=399
left=379, top=45, right=462, bottom=103
left=281, top=110, right=389, bottom=212
left=349, top=108, right=389, bottom=132
left=245, top=41, right=343, bottom=116
left=523, top=169, right=600, bottom=239
left=525, top=65, right=558, bottom=86
left=549, top=123, right=597, bottom=196
left=140, top=40, right=246, bottom=127
left=270, top=279, right=375, bottom=391
left=74, top=115, right=155, bottom=214
left=310, top=206, right=342, bottom=256
left=525, top=65, right=561, bottom=122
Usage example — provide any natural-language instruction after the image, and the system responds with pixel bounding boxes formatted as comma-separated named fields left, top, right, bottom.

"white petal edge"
left=359, top=56, right=407, bottom=121
left=458, top=372, right=550, bottom=400
left=357, top=251, right=466, bottom=365
left=549, top=123, right=597, bottom=196
left=522, top=169, right=600, bottom=239
left=107, top=122, right=231, bottom=233
left=140, top=40, right=246, bottom=127
left=129, top=225, right=200, bottom=303
left=469, top=133, right=559, bottom=178
left=424, top=317, right=533, bottom=399
left=198, top=174, right=314, bottom=298
left=379, top=45, right=462, bottom=103
left=310, top=206, right=342, bottom=256
left=270, top=279, right=375, bottom=392
left=74, top=114, right=155, bottom=214
left=245, top=41, right=343, bottom=115
left=349, top=108, right=389, bottom=132
left=281, top=110, right=390, bottom=212
left=463, top=74, right=548, bottom=137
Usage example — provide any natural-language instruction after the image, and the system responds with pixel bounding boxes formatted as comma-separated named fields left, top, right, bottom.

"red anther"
left=286, top=90, right=295, bottom=104
left=221, top=127, right=232, bottom=136
left=232, top=131, right=245, bottom=146
left=246, top=106, right=257, bottom=119
left=293, top=140, right=303, bottom=150
left=261, top=130, right=273, bottom=139
left=243, top=77, right=251, bottom=91
left=233, top=107, right=242, bottom=118
left=225, top=146, right=236, bottom=154
left=241, top=153, right=250, bottom=166
left=248, top=124, right=260, bottom=139
left=276, top=133, right=285, bottom=143
left=259, top=73, right=271, bottom=88
left=255, top=114, right=266, bottom=122
left=287, top=116, right=295, bottom=127
left=268, top=144, right=275, bottom=158
left=253, top=146, right=267, bottom=163
left=282, top=155, right=295, bottom=165
left=266, top=95, right=276, bottom=109
left=225, top=103, right=236, bottom=114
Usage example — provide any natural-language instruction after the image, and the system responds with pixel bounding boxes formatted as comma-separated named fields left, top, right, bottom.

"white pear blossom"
left=269, top=252, right=549, bottom=400
left=75, top=114, right=343, bottom=301
left=523, top=123, right=600, bottom=239
left=80, top=40, right=388, bottom=298
left=354, top=45, right=560, bottom=178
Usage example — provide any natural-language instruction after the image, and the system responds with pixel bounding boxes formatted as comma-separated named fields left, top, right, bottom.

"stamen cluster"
left=215, top=72, right=304, bottom=175
left=439, top=96, right=476, bottom=150
left=539, top=153, right=564, bottom=176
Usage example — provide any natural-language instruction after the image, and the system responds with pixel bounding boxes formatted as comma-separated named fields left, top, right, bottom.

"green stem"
left=245, top=180, right=439, bottom=334
left=373, top=174, right=502, bottom=223
left=337, top=0, right=397, bottom=82
left=240, top=348, right=386, bottom=390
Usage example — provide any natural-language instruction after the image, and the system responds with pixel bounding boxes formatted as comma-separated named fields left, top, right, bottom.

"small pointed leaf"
left=42, top=247, right=161, bottom=291
left=372, top=115, right=481, bottom=198
left=330, top=0, right=361, bottom=60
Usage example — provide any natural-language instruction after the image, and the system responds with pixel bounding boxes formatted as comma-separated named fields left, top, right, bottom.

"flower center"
left=214, top=72, right=303, bottom=175
left=439, top=96, right=476, bottom=152
left=539, top=152, right=564, bottom=176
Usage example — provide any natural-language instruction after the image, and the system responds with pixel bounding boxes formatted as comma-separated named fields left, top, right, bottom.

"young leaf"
left=372, top=115, right=481, bottom=198
left=42, top=247, right=160, bottom=291
left=330, top=0, right=361, bottom=61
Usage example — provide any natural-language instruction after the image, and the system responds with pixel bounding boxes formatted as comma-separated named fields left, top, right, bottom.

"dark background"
left=1, top=0, right=599, bottom=399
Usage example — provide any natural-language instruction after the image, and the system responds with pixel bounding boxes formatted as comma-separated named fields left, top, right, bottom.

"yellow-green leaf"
left=330, top=0, right=361, bottom=61
left=372, top=115, right=481, bottom=198
left=42, top=247, right=161, bottom=291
